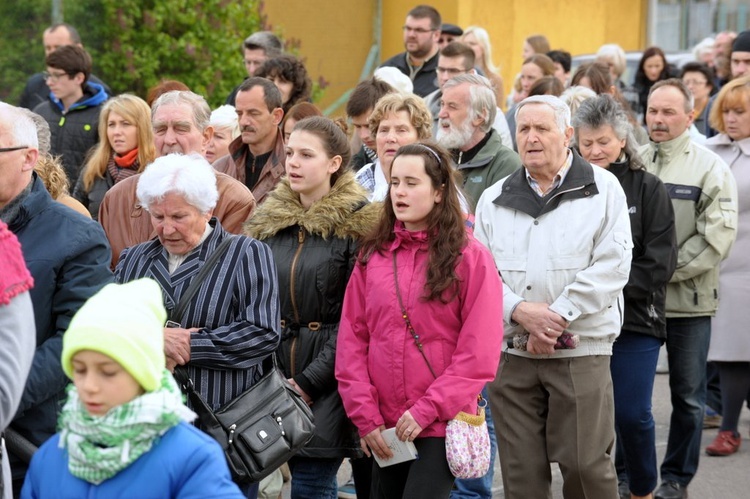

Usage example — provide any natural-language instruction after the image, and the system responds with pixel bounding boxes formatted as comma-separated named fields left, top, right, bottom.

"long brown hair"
left=359, top=141, right=467, bottom=302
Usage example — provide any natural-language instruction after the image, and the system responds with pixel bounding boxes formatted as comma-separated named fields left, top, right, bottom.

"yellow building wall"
left=263, top=0, right=375, bottom=114
left=264, top=1, right=647, bottom=115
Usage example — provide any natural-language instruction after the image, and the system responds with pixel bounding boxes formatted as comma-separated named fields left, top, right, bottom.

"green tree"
left=96, top=0, right=264, bottom=107
left=0, top=1, right=324, bottom=108
left=0, top=0, right=49, bottom=103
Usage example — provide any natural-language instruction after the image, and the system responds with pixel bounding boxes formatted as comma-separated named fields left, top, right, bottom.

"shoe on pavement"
left=338, top=477, right=356, bottom=499
left=654, top=481, right=687, bottom=499
left=706, top=430, right=741, bottom=456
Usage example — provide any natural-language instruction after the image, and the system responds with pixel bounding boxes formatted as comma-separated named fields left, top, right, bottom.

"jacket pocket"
left=719, top=198, right=737, bottom=229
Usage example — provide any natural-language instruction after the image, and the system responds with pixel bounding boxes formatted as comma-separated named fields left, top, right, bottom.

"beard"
left=436, top=115, right=475, bottom=150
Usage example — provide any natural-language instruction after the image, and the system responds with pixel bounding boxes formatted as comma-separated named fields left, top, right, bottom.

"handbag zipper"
left=288, top=227, right=305, bottom=377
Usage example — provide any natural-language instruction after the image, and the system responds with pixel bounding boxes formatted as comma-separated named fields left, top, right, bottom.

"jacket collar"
left=706, top=133, right=750, bottom=156
left=50, top=82, right=108, bottom=113
left=143, top=218, right=226, bottom=308
left=646, top=130, right=692, bottom=163
left=387, top=221, right=429, bottom=252
left=493, top=149, right=599, bottom=219
left=243, top=171, right=380, bottom=241
left=455, top=129, right=497, bottom=170
left=6, top=174, right=52, bottom=233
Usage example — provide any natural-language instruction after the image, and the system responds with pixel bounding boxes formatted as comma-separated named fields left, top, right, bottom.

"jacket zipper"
left=289, top=227, right=305, bottom=377
left=546, top=184, right=585, bottom=203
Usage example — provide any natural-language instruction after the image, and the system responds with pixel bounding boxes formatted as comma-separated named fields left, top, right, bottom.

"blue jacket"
left=32, top=82, right=109, bottom=185
left=21, top=422, right=244, bottom=499
left=8, top=174, right=113, bottom=478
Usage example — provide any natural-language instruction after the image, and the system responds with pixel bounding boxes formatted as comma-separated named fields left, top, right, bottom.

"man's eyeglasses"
left=436, top=67, right=467, bottom=76
left=42, top=71, right=69, bottom=82
left=0, top=146, right=29, bottom=153
left=402, top=26, right=436, bottom=35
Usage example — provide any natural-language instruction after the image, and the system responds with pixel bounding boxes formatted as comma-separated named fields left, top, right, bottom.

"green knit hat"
left=62, top=278, right=167, bottom=392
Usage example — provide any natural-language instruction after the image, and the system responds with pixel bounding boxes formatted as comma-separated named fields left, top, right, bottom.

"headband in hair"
left=417, top=144, right=441, bottom=164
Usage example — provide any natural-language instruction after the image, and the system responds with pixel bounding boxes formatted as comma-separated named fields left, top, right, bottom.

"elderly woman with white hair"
left=206, top=105, right=240, bottom=164
left=114, top=153, right=280, bottom=499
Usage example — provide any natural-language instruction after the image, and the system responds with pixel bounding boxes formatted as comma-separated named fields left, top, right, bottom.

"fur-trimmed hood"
left=244, top=171, right=382, bottom=241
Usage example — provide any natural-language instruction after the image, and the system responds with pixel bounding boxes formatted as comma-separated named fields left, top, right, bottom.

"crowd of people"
left=1, top=4, right=749, bottom=499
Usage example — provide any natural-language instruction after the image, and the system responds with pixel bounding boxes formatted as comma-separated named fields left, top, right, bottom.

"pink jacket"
left=336, top=224, right=503, bottom=438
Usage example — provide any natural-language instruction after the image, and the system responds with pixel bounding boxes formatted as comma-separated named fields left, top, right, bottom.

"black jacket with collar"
left=379, top=51, right=439, bottom=97
left=606, top=157, right=677, bottom=338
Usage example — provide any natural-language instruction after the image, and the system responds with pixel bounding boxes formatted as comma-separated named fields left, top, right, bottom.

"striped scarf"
left=106, top=151, right=140, bottom=185
left=58, top=370, right=196, bottom=484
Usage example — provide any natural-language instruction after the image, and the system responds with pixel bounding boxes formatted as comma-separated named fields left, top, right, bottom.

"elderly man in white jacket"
left=475, top=95, right=632, bottom=499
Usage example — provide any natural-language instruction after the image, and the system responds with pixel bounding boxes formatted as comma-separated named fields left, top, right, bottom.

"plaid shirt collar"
left=525, top=150, right=573, bottom=197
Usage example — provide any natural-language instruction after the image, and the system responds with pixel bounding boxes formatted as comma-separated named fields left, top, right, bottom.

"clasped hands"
left=511, top=301, right=569, bottom=355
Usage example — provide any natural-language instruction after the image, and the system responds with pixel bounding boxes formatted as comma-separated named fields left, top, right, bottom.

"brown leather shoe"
left=706, top=430, right=741, bottom=456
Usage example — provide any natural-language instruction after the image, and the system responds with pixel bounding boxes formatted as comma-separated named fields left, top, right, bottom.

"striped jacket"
left=115, top=218, right=280, bottom=411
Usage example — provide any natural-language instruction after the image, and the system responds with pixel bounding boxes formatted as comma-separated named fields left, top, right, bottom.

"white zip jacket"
left=475, top=150, right=633, bottom=358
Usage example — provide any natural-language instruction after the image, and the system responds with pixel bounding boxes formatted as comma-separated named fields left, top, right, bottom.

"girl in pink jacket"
left=335, top=142, right=503, bottom=498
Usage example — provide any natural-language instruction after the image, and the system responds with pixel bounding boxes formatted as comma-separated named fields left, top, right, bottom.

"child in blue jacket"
left=21, top=278, right=243, bottom=499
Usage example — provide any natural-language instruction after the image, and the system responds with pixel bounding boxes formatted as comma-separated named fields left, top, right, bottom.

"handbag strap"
left=173, top=367, right=225, bottom=433
left=392, top=253, right=486, bottom=408
left=170, top=235, right=235, bottom=322
left=174, top=354, right=277, bottom=432
left=392, top=252, right=437, bottom=379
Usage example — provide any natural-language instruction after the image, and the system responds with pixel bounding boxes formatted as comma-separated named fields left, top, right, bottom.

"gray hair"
left=19, top=108, right=48, bottom=154
left=210, top=105, right=240, bottom=140
left=595, top=44, right=627, bottom=78
left=0, top=102, right=39, bottom=149
left=243, top=31, right=282, bottom=55
left=516, top=95, right=571, bottom=134
left=560, top=86, right=597, bottom=117
left=137, top=153, right=219, bottom=214
left=151, top=91, right=211, bottom=133
left=443, top=73, right=497, bottom=133
left=571, top=94, right=644, bottom=170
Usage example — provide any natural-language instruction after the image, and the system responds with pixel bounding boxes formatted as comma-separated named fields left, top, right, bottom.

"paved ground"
left=282, top=368, right=750, bottom=498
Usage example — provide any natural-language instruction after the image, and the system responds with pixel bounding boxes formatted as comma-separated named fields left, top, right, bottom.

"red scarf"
left=113, top=148, right=139, bottom=168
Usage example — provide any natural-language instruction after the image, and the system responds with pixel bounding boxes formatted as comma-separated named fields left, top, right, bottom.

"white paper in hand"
left=373, top=428, right=419, bottom=468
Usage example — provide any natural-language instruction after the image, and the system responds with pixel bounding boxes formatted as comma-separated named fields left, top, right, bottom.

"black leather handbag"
left=170, top=236, right=315, bottom=482
left=174, top=357, right=315, bottom=482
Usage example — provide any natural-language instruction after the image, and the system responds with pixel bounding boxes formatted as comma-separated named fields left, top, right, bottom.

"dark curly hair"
left=256, top=54, right=312, bottom=115
left=358, top=141, right=467, bottom=303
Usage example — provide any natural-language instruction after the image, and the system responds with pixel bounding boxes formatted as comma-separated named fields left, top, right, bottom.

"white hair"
left=560, top=86, right=597, bottom=117
left=210, top=105, right=240, bottom=140
left=0, top=102, right=39, bottom=149
left=596, top=44, right=627, bottom=78
left=137, top=153, right=218, bottom=214
left=515, top=95, right=571, bottom=134
left=443, top=74, right=497, bottom=133
left=373, top=67, right=414, bottom=95
left=692, top=37, right=714, bottom=61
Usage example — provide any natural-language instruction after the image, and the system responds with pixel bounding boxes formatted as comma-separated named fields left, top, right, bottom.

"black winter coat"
left=609, top=158, right=677, bottom=338
left=32, top=82, right=108, bottom=185
left=244, top=172, right=381, bottom=459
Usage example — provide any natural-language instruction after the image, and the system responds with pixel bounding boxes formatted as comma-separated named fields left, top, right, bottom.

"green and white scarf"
left=58, top=369, right=196, bottom=484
